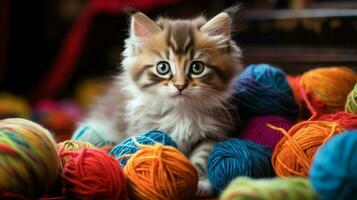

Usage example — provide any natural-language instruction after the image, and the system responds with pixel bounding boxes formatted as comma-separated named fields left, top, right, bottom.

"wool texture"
left=207, top=138, right=274, bottom=193
left=110, top=130, right=177, bottom=167
left=124, top=144, right=198, bottom=200
left=271, top=120, right=345, bottom=176
left=0, top=118, right=59, bottom=198
left=62, top=148, right=127, bottom=200
left=232, top=64, right=299, bottom=120
left=310, top=130, right=357, bottom=200
left=220, top=177, right=318, bottom=200
left=239, top=115, right=292, bottom=150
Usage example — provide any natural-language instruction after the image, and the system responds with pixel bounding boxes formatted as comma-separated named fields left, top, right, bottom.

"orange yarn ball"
left=124, top=144, right=198, bottom=200
left=299, top=67, right=357, bottom=115
left=271, top=121, right=345, bottom=177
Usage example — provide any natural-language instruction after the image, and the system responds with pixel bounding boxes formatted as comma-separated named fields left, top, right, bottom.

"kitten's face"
left=123, top=12, right=241, bottom=106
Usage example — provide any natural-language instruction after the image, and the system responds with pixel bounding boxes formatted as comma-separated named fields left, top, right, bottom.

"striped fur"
left=81, top=10, right=242, bottom=197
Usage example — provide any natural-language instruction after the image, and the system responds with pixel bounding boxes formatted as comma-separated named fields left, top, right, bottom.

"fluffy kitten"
left=77, top=8, right=242, bottom=197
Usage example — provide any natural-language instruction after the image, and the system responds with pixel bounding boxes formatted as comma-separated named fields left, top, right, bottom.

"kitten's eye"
left=156, top=61, right=171, bottom=75
left=190, top=61, right=205, bottom=75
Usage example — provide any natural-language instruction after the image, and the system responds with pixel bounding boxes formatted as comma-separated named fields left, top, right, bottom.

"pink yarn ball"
left=239, top=116, right=292, bottom=150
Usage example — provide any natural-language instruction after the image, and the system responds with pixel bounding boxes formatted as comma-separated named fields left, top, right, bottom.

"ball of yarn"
left=0, top=118, right=59, bottom=198
left=345, top=83, right=357, bottom=114
left=124, top=144, right=198, bottom=200
left=207, top=138, right=274, bottom=192
left=62, top=148, right=126, bottom=199
left=318, top=111, right=357, bottom=130
left=32, top=99, right=83, bottom=141
left=56, top=140, right=94, bottom=169
left=72, top=123, right=117, bottom=147
left=110, top=130, right=177, bottom=167
left=232, top=64, right=299, bottom=120
left=310, top=130, right=357, bottom=200
left=221, top=177, right=318, bottom=200
left=239, top=115, right=292, bottom=150
left=300, top=67, right=357, bottom=115
left=0, top=92, right=30, bottom=118
left=271, top=120, right=345, bottom=177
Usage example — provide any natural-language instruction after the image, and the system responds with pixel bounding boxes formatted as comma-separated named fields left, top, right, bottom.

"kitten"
left=76, top=8, right=242, bottom=197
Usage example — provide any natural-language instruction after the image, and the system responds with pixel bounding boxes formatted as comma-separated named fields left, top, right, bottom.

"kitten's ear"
left=200, top=5, right=239, bottom=38
left=130, top=12, right=161, bottom=38
left=200, top=12, right=231, bottom=37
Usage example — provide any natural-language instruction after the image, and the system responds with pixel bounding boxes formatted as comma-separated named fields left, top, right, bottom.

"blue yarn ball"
left=72, top=124, right=116, bottom=147
left=110, top=130, right=177, bottom=167
left=207, top=138, right=274, bottom=193
left=232, top=64, right=298, bottom=120
left=310, top=130, right=357, bottom=200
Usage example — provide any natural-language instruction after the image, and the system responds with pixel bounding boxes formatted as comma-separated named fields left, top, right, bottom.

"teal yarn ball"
left=72, top=124, right=116, bottom=148
left=232, top=64, right=299, bottom=120
left=207, top=138, right=274, bottom=193
left=310, top=130, right=357, bottom=200
left=110, top=130, right=177, bottom=167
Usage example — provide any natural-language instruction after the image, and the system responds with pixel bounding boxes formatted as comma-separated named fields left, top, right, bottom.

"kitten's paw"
left=196, top=179, right=214, bottom=198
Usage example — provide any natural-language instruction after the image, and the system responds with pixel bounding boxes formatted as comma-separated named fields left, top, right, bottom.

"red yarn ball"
left=62, top=148, right=127, bottom=200
left=318, top=111, right=357, bottom=130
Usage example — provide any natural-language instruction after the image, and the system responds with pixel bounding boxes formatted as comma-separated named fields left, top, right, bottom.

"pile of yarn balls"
left=0, top=121, right=197, bottom=200
left=209, top=64, right=357, bottom=200
left=0, top=64, right=356, bottom=200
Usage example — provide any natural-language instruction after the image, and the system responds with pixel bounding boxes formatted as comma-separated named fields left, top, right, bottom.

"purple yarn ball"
left=239, top=115, right=292, bottom=150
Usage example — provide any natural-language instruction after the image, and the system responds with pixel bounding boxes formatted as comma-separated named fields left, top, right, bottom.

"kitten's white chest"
left=126, top=99, right=222, bottom=155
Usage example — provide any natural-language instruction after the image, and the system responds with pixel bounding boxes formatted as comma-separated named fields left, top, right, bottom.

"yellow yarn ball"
left=345, top=83, right=357, bottom=114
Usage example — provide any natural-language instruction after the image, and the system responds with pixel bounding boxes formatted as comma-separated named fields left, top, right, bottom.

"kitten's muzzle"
left=174, top=84, right=188, bottom=94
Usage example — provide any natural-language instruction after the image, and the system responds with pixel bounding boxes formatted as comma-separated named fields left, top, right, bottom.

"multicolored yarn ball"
left=271, top=120, right=345, bottom=177
left=239, top=115, right=292, bottom=150
left=232, top=64, right=299, bottom=120
left=221, top=177, right=318, bottom=200
left=300, top=67, right=357, bottom=115
left=318, top=111, right=357, bottom=130
left=207, top=138, right=274, bottom=193
left=0, top=118, right=59, bottom=198
left=72, top=123, right=117, bottom=148
left=124, top=144, right=198, bottom=200
left=345, top=83, right=357, bottom=114
left=110, top=130, right=177, bottom=167
left=310, top=130, right=357, bottom=200
left=56, top=140, right=94, bottom=169
left=62, top=148, right=127, bottom=200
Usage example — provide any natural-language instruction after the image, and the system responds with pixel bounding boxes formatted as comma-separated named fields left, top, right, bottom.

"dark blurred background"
left=1, top=0, right=357, bottom=100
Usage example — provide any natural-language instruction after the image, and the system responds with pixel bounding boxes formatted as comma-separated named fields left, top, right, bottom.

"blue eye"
left=190, top=61, right=205, bottom=75
left=156, top=61, right=171, bottom=75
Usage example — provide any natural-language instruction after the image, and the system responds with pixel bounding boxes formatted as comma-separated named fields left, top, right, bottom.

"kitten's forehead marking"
left=165, top=21, right=195, bottom=57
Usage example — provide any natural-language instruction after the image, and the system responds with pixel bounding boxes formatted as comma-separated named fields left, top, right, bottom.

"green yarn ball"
left=220, top=177, right=318, bottom=200
left=345, top=83, right=357, bottom=114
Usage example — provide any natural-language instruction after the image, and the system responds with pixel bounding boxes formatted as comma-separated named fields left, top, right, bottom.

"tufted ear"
left=200, top=12, right=232, bottom=38
left=130, top=12, right=161, bottom=39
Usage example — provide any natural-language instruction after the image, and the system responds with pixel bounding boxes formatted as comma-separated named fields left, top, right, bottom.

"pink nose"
left=174, top=84, right=187, bottom=93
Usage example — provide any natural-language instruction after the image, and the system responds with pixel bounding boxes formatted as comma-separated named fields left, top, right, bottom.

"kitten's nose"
left=174, top=84, right=187, bottom=93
